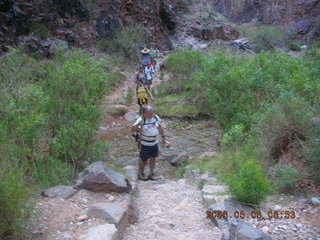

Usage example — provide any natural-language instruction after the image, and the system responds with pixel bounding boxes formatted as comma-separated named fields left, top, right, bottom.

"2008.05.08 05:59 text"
left=206, top=210, right=296, bottom=220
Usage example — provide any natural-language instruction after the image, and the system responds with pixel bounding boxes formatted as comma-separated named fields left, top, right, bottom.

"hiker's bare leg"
left=139, top=158, right=146, bottom=175
left=149, top=157, right=156, bottom=176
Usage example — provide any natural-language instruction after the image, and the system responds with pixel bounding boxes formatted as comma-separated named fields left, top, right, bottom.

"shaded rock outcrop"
left=211, top=0, right=320, bottom=41
left=212, top=0, right=320, bottom=25
left=75, top=161, right=131, bottom=193
left=191, top=24, right=240, bottom=41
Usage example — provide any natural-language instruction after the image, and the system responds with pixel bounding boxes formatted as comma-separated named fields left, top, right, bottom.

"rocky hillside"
left=212, top=0, right=320, bottom=41
left=0, top=0, right=185, bottom=54
left=1, top=0, right=319, bottom=55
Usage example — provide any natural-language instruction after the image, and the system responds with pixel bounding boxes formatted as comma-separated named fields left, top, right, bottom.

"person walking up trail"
left=140, top=47, right=153, bottom=67
left=131, top=105, right=166, bottom=181
left=136, top=81, right=153, bottom=114
left=136, top=66, right=148, bottom=85
left=144, top=62, right=155, bottom=90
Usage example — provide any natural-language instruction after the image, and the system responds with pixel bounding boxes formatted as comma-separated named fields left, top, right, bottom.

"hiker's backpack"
left=137, top=86, right=148, bottom=104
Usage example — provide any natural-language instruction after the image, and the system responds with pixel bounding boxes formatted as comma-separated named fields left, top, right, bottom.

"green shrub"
left=50, top=120, right=96, bottom=167
left=242, top=26, right=287, bottom=52
left=29, top=23, right=49, bottom=39
left=176, top=160, right=190, bottom=179
left=0, top=49, right=115, bottom=238
left=32, top=156, right=75, bottom=187
left=253, top=93, right=313, bottom=160
left=288, top=41, right=301, bottom=51
left=270, top=163, right=301, bottom=193
left=226, top=159, right=271, bottom=205
left=305, top=125, right=320, bottom=184
left=221, top=123, right=247, bottom=148
left=0, top=167, right=29, bottom=238
left=98, top=24, right=145, bottom=61
left=125, top=87, right=134, bottom=106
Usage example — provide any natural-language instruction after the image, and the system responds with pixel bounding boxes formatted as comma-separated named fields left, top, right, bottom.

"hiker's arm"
left=158, top=124, right=165, bottom=138
left=145, top=87, right=153, bottom=100
left=132, top=118, right=142, bottom=132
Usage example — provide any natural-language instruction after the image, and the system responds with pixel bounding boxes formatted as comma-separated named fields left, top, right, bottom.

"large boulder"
left=169, top=152, right=189, bottom=166
left=52, top=0, right=89, bottom=21
left=79, top=224, right=118, bottom=240
left=160, top=0, right=177, bottom=31
left=227, top=220, right=272, bottom=240
left=75, top=162, right=131, bottom=193
left=191, top=24, right=240, bottom=41
left=96, top=11, right=123, bottom=39
left=88, top=202, right=128, bottom=239
left=42, top=185, right=77, bottom=199
left=208, top=197, right=254, bottom=229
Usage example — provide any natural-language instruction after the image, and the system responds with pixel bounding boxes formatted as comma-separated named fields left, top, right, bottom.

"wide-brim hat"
left=141, top=48, right=150, bottom=54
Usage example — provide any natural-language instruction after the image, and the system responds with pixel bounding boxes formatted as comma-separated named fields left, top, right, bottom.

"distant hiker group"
left=131, top=47, right=169, bottom=181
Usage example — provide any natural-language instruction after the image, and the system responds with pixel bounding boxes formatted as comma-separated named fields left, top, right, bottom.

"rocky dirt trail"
left=122, top=179, right=222, bottom=240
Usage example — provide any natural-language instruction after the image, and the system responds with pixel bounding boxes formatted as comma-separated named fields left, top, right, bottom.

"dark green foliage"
left=227, top=159, right=271, bottom=205
left=270, top=163, right=301, bottom=193
left=288, top=41, right=301, bottom=51
left=0, top=49, right=117, bottom=237
left=98, top=24, right=145, bottom=61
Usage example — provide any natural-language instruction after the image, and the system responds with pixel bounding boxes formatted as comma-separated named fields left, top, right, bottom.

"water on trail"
left=99, top=117, right=221, bottom=179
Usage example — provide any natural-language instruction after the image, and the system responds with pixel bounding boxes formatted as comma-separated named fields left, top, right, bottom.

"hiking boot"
left=148, top=173, right=157, bottom=181
left=138, top=171, right=147, bottom=181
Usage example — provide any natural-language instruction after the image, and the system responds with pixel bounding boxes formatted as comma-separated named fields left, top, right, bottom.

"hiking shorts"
left=140, top=144, right=159, bottom=162
left=138, top=97, right=148, bottom=105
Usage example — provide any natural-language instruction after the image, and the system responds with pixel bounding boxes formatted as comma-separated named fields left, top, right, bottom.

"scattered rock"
left=124, top=166, right=138, bottom=182
left=160, top=0, right=177, bottom=31
left=208, top=197, right=254, bottom=229
left=191, top=24, right=240, bottom=41
left=87, top=200, right=136, bottom=239
left=106, top=105, right=129, bottom=117
left=41, top=185, right=77, bottom=199
left=169, top=151, right=189, bottom=166
left=310, top=197, right=320, bottom=206
left=75, top=161, right=131, bottom=193
left=200, top=173, right=216, bottom=182
left=228, top=220, right=272, bottom=240
left=200, top=151, right=217, bottom=158
left=77, top=215, right=89, bottom=222
left=87, top=202, right=127, bottom=225
left=124, top=166, right=138, bottom=193
left=96, top=11, right=123, bottom=39
left=274, top=205, right=281, bottom=211
left=79, top=224, right=118, bottom=240
left=202, top=184, right=228, bottom=195
left=125, top=111, right=140, bottom=122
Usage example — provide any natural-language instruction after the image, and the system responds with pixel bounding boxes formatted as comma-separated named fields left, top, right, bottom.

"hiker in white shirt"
left=144, top=62, right=155, bottom=91
left=131, top=105, right=166, bottom=180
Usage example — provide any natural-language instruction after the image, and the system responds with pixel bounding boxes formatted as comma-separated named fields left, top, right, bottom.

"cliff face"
left=212, top=0, right=320, bottom=25
left=0, top=0, right=182, bottom=53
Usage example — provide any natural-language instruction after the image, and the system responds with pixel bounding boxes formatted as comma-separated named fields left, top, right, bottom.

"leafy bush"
left=270, top=163, right=301, bottom=193
left=0, top=167, right=29, bottom=238
left=98, top=24, right=145, bottom=61
left=0, top=49, right=117, bottom=237
left=29, top=23, right=49, bottom=39
left=226, top=159, right=271, bottom=205
left=241, top=26, right=288, bottom=52
left=288, top=41, right=301, bottom=51
left=221, top=124, right=247, bottom=148
left=32, top=156, right=75, bottom=187
left=253, top=93, right=313, bottom=160
left=304, top=124, right=320, bottom=184
left=125, top=87, right=134, bottom=106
